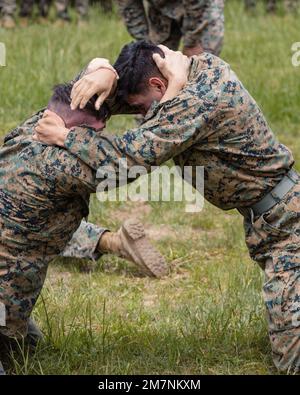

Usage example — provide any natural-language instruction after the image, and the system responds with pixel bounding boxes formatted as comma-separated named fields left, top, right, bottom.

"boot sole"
left=121, top=219, right=169, bottom=278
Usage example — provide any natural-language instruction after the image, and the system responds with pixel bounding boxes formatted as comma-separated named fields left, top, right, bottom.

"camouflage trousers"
left=149, top=0, right=225, bottom=56
left=20, top=0, right=51, bottom=17
left=0, top=0, right=17, bottom=16
left=243, top=177, right=300, bottom=373
left=55, top=0, right=89, bottom=17
left=0, top=219, right=107, bottom=339
left=99, top=0, right=112, bottom=13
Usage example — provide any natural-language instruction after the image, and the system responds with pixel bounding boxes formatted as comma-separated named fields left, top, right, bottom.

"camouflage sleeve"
left=116, top=0, right=149, bottom=40
left=182, top=0, right=208, bottom=47
left=64, top=88, right=218, bottom=178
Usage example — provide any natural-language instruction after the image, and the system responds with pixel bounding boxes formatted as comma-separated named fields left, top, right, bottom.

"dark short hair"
left=49, top=82, right=109, bottom=120
left=113, top=40, right=165, bottom=104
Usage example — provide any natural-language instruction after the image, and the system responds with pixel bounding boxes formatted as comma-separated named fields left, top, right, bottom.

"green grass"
left=1, top=0, right=300, bottom=375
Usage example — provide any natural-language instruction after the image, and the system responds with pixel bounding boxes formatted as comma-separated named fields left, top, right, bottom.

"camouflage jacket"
left=0, top=110, right=98, bottom=258
left=117, top=0, right=223, bottom=47
left=64, top=53, right=294, bottom=211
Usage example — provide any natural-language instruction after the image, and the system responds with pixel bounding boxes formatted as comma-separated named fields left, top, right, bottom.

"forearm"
left=63, top=105, right=202, bottom=178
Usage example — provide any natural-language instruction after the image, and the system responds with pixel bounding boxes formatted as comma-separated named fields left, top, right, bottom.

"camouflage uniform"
left=20, top=0, right=51, bottom=17
left=117, top=0, right=225, bottom=55
left=0, top=0, right=17, bottom=16
left=55, top=0, right=89, bottom=18
left=63, top=53, right=300, bottom=372
left=0, top=110, right=107, bottom=339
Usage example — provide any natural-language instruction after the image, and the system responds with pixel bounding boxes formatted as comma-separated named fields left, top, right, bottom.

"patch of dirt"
left=110, top=201, right=152, bottom=223
left=145, top=224, right=174, bottom=241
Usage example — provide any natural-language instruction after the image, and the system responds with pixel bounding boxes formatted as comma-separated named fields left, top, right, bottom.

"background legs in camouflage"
left=198, top=0, right=225, bottom=56
left=245, top=0, right=299, bottom=12
left=245, top=0, right=277, bottom=12
left=119, top=0, right=224, bottom=56
left=99, top=0, right=113, bottom=13
left=0, top=0, right=17, bottom=28
left=55, top=0, right=89, bottom=20
left=20, top=0, right=51, bottom=18
left=153, top=0, right=225, bottom=56
left=0, top=0, right=17, bottom=16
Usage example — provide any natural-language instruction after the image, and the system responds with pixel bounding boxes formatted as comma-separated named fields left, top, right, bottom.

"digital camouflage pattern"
left=61, top=219, right=107, bottom=261
left=117, top=0, right=225, bottom=55
left=0, top=0, right=17, bottom=16
left=64, top=53, right=300, bottom=372
left=0, top=110, right=106, bottom=339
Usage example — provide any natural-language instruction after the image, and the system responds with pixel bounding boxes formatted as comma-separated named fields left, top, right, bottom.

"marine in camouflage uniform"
left=116, top=0, right=225, bottom=56
left=55, top=0, right=89, bottom=20
left=60, top=50, right=300, bottom=372
left=0, top=102, right=167, bottom=368
left=0, top=110, right=109, bottom=341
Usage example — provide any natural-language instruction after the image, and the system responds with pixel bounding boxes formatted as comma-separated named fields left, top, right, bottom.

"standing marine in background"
left=19, top=0, right=51, bottom=26
left=116, top=0, right=225, bottom=57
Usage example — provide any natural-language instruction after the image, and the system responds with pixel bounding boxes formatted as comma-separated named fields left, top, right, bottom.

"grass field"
left=1, top=0, right=300, bottom=375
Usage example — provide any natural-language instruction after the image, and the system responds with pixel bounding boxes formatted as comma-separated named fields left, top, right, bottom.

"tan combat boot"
left=99, top=219, right=169, bottom=278
left=2, top=16, right=16, bottom=29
